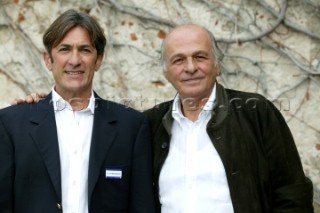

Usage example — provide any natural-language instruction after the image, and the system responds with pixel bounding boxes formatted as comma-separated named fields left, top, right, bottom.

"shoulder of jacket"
left=144, top=100, right=172, bottom=114
left=96, top=98, right=146, bottom=119
left=225, top=88, right=267, bottom=100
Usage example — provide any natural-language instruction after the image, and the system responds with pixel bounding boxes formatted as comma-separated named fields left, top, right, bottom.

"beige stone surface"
left=0, top=0, right=319, bottom=208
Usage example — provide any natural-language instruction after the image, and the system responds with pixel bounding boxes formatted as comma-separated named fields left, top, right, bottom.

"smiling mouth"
left=65, top=71, right=84, bottom=75
left=182, top=77, right=202, bottom=82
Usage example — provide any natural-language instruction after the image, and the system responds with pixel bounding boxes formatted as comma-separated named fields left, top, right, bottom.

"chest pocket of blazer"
left=92, top=164, right=130, bottom=211
left=101, top=164, right=130, bottom=189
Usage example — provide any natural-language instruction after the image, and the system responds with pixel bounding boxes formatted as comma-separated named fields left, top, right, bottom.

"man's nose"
left=68, top=50, right=81, bottom=65
left=185, top=58, right=197, bottom=73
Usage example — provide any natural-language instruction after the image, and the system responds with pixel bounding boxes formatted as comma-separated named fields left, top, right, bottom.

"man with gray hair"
left=145, top=24, right=313, bottom=213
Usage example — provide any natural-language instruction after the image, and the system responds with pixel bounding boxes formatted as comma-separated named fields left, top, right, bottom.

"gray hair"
left=160, top=24, right=224, bottom=71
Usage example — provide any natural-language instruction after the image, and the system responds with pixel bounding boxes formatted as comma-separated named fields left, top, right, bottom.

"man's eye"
left=195, top=55, right=206, bottom=60
left=81, top=48, right=92, bottom=54
left=173, top=58, right=183, bottom=64
left=58, top=48, right=69, bottom=52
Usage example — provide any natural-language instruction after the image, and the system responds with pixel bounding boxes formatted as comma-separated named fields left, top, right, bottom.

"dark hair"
left=43, top=9, right=106, bottom=57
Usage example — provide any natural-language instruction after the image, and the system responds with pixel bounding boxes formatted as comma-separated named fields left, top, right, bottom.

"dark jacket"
left=0, top=93, right=155, bottom=213
left=145, top=82, right=313, bottom=213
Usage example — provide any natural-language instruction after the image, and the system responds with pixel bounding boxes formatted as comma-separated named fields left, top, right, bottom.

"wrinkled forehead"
left=168, top=25, right=210, bottom=41
left=165, top=26, right=212, bottom=56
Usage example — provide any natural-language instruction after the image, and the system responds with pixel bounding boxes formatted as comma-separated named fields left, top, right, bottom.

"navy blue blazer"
left=0, top=93, right=155, bottom=213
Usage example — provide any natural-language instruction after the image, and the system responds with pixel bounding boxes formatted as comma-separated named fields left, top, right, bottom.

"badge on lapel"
left=105, top=168, right=122, bottom=179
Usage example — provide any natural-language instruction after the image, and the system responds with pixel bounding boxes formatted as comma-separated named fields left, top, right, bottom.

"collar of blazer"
left=29, top=91, right=122, bottom=204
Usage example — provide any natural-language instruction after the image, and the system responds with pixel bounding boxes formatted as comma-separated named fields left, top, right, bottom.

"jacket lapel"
left=88, top=98, right=118, bottom=202
left=29, top=94, right=62, bottom=200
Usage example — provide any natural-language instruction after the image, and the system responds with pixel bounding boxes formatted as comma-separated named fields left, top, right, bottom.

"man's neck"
left=54, top=88, right=92, bottom=111
left=180, top=97, right=209, bottom=122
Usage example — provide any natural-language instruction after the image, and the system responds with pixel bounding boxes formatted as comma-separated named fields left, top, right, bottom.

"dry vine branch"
left=223, top=53, right=268, bottom=93
left=257, top=0, right=320, bottom=40
left=0, top=66, right=30, bottom=94
left=99, top=0, right=176, bottom=28
left=273, top=76, right=309, bottom=99
left=2, top=8, right=52, bottom=86
left=199, top=0, right=288, bottom=43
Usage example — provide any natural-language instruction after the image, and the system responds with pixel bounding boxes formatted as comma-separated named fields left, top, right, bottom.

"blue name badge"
left=105, top=168, right=122, bottom=179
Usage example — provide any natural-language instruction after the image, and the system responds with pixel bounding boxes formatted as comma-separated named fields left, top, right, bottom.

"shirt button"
left=161, top=142, right=168, bottom=149
left=57, top=203, right=62, bottom=209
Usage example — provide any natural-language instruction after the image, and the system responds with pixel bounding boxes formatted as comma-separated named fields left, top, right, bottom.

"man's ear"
left=214, top=63, right=221, bottom=76
left=43, top=52, right=53, bottom=71
left=163, top=70, right=169, bottom=81
left=94, top=54, right=104, bottom=72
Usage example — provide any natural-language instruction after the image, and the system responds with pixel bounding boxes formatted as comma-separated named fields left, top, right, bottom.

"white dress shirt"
left=159, top=84, right=234, bottom=213
left=52, top=89, right=95, bottom=213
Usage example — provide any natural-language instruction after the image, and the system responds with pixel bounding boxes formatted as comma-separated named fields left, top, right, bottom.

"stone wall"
left=1, top=0, right=320, bottom=209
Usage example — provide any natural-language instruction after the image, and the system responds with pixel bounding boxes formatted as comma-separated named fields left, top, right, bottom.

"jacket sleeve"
left=0, top=117, right=14, bottom=213
left=129, top=115, right=156, bottom=213
left=263, top=100, right=314, bottom=212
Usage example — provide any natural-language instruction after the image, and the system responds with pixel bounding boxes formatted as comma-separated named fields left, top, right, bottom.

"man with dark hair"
left=0, top=9, right=155, bottom=213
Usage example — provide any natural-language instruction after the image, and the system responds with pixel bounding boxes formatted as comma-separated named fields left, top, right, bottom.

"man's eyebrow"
left=56, top=44, right=95, bottom=52
left=169, top=53, right=185, bottom=59
left=170, top=51, right=209, bottom=59
left=58, top=43, right=93, bottom=48
left=193, top=50, right=209, bottom=55
left=57, top=44, right=71, bottom=48
left=78, top=44, right=95, bottom=49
